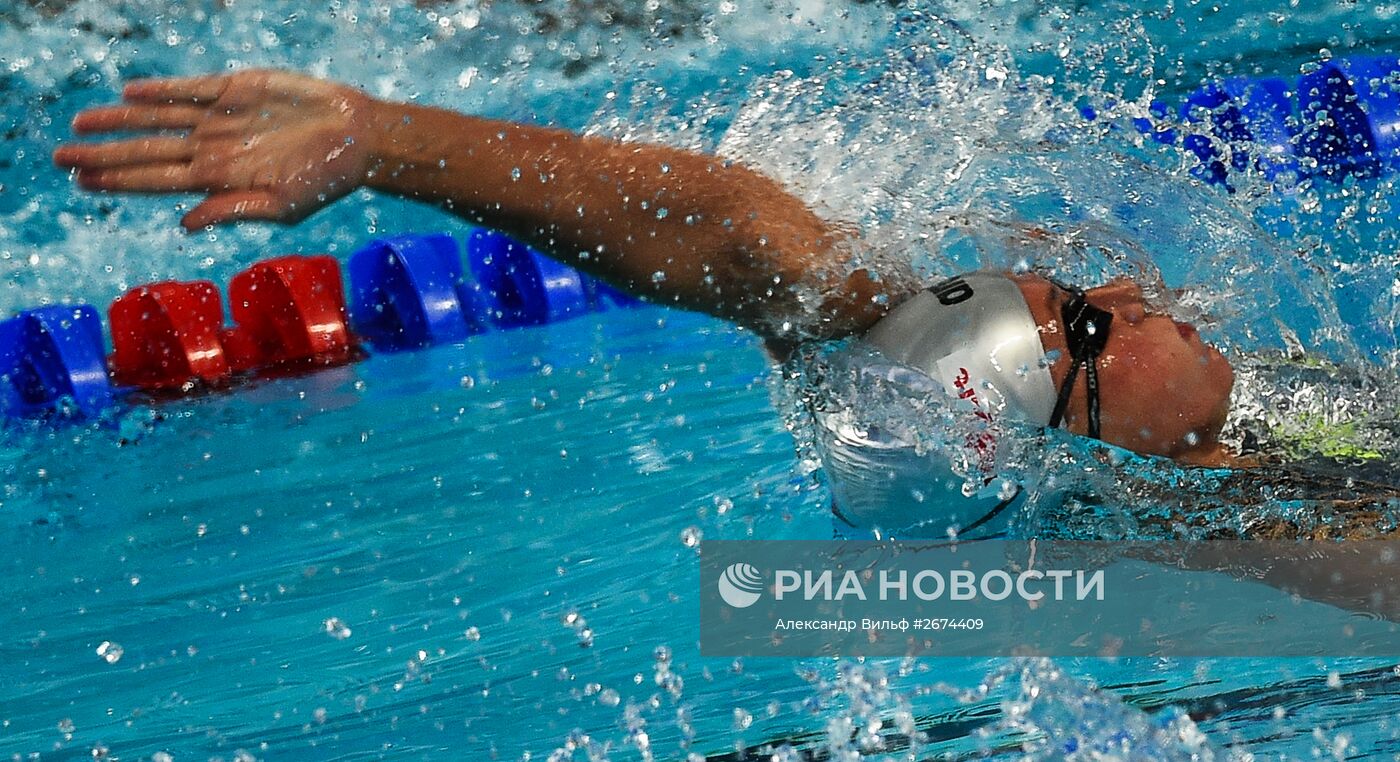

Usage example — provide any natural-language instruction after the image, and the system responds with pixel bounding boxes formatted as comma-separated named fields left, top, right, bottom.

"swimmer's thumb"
left=182, top=190, right=285, bottom=231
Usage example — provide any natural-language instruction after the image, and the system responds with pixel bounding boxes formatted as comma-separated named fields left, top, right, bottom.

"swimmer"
left=53, top=69, right=1243, bottom=534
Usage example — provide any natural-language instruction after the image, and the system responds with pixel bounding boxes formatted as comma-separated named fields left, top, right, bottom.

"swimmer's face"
left=1015, top=275, right=1235, bottom=460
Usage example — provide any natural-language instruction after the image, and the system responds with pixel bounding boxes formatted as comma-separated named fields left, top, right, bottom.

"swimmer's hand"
left=54, top=70, right=375, bottom=230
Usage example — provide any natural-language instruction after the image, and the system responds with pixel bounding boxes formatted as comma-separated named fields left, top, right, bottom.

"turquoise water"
left=2, top=0, right=1400, bottom=759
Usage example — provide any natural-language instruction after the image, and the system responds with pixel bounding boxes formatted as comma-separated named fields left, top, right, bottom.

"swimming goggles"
left=1045, top=280, right=1114, bottom=439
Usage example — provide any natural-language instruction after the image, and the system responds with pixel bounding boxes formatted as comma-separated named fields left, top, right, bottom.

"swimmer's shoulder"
left=761, top=268, right=930, bottom=362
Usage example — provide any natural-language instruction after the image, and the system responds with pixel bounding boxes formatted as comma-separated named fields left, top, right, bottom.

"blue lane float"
left=591, top=280, right=643, bottom=309
left=1298, top=55, right=1400, bottom=178
left=348, top=233, right=484, bottom=350
left=1104, top=54, right=1400, bottom=189
left=464, top=230, right=642, bottom=325
left=347, top=230, right=642, bottom=350
left=1181, top=76, right=1297, bottom=185
left=0, top=305, right=113, bottom=420
left=466, top=230, right=593, bottom=328
left=0, top=230, right=644, bottom=425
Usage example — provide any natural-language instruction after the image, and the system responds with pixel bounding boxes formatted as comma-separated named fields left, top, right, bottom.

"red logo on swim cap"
left=952, top=367, right=997, bottom=474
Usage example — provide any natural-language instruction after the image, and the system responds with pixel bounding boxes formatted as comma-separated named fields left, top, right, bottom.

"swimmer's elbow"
left=816, top=267, right=906, bottom=340
left=702, top=166, right=911, bottom=343
left=733, top=253, right=904, bottom=348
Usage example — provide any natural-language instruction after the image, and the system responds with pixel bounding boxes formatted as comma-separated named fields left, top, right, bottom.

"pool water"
left=2, top=0, right=1399, bottom=759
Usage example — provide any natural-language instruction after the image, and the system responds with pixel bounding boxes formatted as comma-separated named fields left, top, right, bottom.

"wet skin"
left=1014, top=274, right=1236, bottom=464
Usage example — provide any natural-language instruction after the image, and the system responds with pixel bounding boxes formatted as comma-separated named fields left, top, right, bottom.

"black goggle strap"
left=1046, top=288, right=1111, bottom=440
left=1047, top=357, right=1081, bottom=431
left=1083, top=356, right=1102, bottom=439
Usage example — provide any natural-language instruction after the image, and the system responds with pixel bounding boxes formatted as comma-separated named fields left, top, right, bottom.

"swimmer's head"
left=863, top=271, right=1234, bottom=461
left=1015, top=273, right=1234, bottom=460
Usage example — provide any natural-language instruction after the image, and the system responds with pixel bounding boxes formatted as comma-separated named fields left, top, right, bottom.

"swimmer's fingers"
left=75, top=164, right=199, bottom=193
left=182, top=190, right=286, bottom=230
left=70, top=104, right=208, bottom=134
left=122, top=75, right=228, bottom=105
left=54, top=137, right=195, bottom=169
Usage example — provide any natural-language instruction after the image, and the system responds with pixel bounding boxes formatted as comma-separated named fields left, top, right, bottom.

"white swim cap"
left=863, top=272, right=1056, bottom=427
left=811, top=272, right=1058, bottom=539
left=856, top=271, right=1052, bottom=428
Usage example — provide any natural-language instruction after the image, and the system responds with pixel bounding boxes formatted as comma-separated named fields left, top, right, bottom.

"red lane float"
left=224, top=256, right=353, bottom=371
left=108, top=256, right=354, bottom=392
left=109, top=280, right=229, bottom=389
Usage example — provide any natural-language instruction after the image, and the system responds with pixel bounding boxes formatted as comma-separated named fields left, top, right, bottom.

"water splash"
left=4, top=2, right=1400, bottom=760
left=688, top=4, right=1400, bottom=539
left=985, top=659, right=1232, bottom=761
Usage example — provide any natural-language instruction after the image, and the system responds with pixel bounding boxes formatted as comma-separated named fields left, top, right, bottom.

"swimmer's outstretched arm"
left=53, top=69, right=897, bottom=342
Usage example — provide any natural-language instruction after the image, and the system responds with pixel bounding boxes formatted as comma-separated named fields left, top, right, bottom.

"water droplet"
left=680, top=526, right=702, bottom=547
left=464, top=626, right=481, bottom=641
left=997, top=480, right=1019, bottom=501
left=562, top=610, right=593, bottom=647
left=323, top=617, right=352, bottom=640
left=510, top=167, right=522, bottom=181
left=96, top=641, right=123, bottom=664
